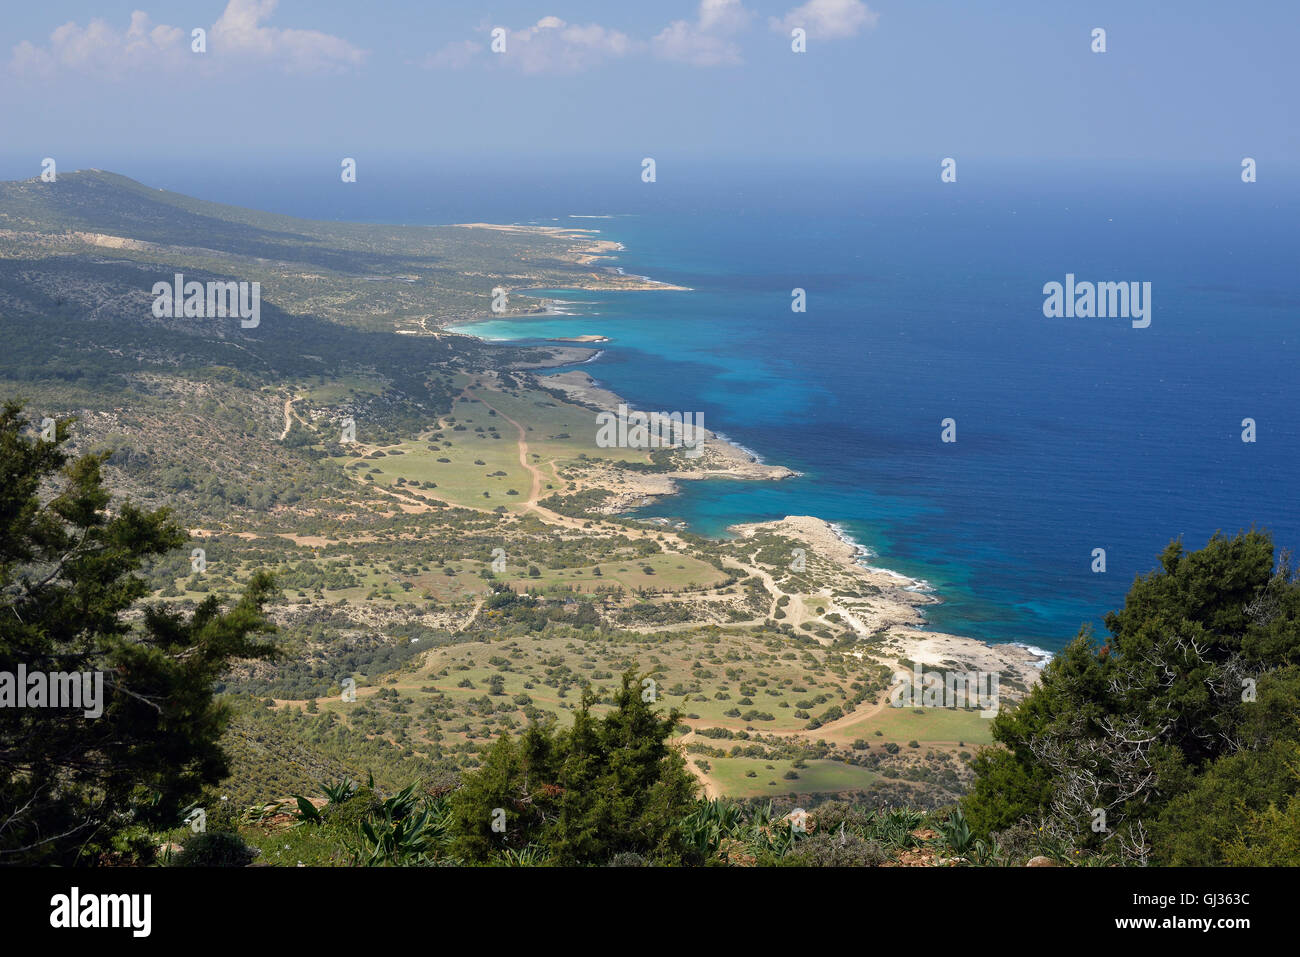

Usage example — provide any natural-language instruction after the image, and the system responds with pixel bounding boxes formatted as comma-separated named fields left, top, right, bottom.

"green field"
left=330, top=383, right=659, bottom=512
left=702, top=757, right=880, bottom=798
left=833, top=705, right=996, bottom=747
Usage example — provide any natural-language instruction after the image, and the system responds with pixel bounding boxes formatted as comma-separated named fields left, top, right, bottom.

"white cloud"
left=770, top=0, right=879, bottom=40
left=653, top=0, right=750, bottom=67
left=211, top=0, right=365, bottom=73
left=10, top=12, right=184, bottom=78
left=651, top=22, right=741, bottom=67
left=436, top=17, right=633, bottom=74
left=698, top=0, right=752, bottom=33
left=8, top=1, right=364, bottom=78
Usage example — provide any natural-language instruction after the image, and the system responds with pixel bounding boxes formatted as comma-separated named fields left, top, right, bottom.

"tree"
left=962, top=531, right=1300, bottom=864
left=448, top=671, right=698, bottom=864
left=0, top=403, right=279, bottom=864
left=1221, top=742, right=1300, bottom=866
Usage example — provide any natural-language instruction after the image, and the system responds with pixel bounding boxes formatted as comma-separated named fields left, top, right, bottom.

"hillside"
left=1, top=171, right=1040, bottom=857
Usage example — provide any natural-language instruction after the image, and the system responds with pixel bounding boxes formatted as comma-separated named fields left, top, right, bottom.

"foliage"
left=0, top=402, right=278, bottom=865
left=169, top=830, right=258, bottom=867
left=963, top=531, right=1300, bottom=864
left=349, top=784, right=451, bottom=866
left=447, top=671, right=699, bottom=865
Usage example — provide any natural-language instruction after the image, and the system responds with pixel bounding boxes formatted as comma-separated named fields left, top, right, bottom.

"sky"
left=0, top=0, right=1297, bottom=177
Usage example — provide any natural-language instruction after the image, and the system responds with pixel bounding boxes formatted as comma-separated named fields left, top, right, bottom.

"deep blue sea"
left=27, top=156, right=1297, bottom=653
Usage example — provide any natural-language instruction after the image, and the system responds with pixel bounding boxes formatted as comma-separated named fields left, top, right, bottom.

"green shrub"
left=170, top=831, right=258, bottom=867
left=782, top=831, right=889, bottom=867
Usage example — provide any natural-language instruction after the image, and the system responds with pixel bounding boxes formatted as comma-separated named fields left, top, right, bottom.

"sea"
left=27, top=154, right=1299, bottom=655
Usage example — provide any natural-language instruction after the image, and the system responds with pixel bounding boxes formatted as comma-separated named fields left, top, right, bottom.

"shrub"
left=607, top=852, right=649, bottom=867
left=170, top=831, right=258, bottom=867
left=783, top=831, right=889, bottom=867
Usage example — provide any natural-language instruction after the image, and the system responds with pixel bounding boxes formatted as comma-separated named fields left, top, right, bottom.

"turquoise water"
left=124, top=158, right=1296, bottom=653
left=446, top=168, right=1299, bottom=652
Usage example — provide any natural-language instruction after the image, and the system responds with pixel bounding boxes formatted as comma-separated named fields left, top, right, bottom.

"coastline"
left=488, top=356, right=1051, bottom=691
left=540, top=369, right=798, bottom=505
left=449, top=223, right=692, bottom=291
left=447, top=224, right=1051, bottom=690
left=728, top=515, right=1048, bottom=690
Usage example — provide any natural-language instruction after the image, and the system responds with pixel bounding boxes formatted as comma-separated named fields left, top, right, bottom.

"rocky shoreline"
left=443, top=229, right=1049, bottom=697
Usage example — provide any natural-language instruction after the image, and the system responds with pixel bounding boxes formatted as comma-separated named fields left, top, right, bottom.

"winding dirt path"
left=319, top=377, right=917, bottom=796
left=467, top=390, right=544, bottom=506
left=674, top=728, right=721, bottom=799
left=456, top=597, right=485, bottom=633
left=279, top=397, right=295, bottom=440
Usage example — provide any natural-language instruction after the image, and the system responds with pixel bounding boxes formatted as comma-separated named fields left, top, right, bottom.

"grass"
left=830, top=705, right=996, bottom=747
left=328, top=379, right=673, bottom=514
left=703, top=757, right=880, bottom=798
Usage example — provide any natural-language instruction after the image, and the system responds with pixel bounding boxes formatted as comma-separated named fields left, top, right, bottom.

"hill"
left=0, top=171, right=1039, bottom=834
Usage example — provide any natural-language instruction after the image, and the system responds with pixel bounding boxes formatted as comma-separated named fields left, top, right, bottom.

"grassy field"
left=701, top=757, right=881, bottom=798
left=174, top=375, right=986, bottom=803
left=474, top=384, right=651, bottom=465
left=410, top=551, right=727, bottom=600
left=827, top=705, right=996, bottom=748
left=329, top=380, right=656, bottom=512
left=350, top=435, right=530, bottom=510
left=300, top=373, right=390, bottom=405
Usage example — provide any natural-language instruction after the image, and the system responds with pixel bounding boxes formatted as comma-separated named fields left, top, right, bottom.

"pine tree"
left=0, top=402, right=279, bottom=864
left=448, top=671, right=698, bottom=864
left=962, top=531, right=1300, bottom=864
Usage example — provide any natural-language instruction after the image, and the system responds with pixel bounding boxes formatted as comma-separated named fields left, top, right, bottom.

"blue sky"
left=0, top=0, right=1296, bottom=173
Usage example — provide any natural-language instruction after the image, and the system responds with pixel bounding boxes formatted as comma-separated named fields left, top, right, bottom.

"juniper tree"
left=963, top=530, right=1300, bottom=864
left=0, top=402, right=278, bottom=864
left=448, top=670, right=698, bottom=864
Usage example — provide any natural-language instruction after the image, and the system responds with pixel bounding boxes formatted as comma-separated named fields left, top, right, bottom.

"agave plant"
left=680, top=799, right=745, bottom=857
left=243, top=801, right=287, bottom=825
left=497, top=844, right=551, bottom=867
left=871, top=807, right=926, bottom=849
left=939, top=808, right=975, bottom=856
left=289, top=794, right=324, bottom=826
left=377, top=783, right=422, bottom=821
left=320, top=777, right=359, bottom=806
left=747, top=801, right=802, bottom=856
left=349, top=786, right=451, bottom=866
left=968, top=837, right=1001, bottom=866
